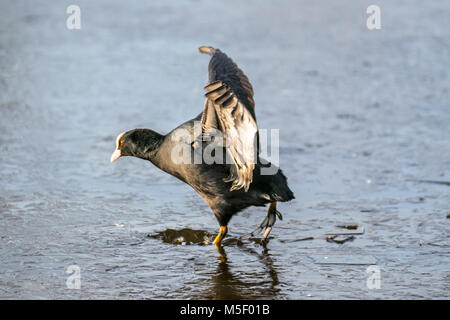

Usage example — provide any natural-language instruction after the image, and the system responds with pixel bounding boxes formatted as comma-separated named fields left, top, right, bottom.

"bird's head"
left=110, top=129, right=164, bottom=163
left=110, top=131, right=128, bottom=162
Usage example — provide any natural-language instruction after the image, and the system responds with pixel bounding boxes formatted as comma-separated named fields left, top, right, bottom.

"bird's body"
left=111, top=46, right=294, bottom=246
left=152, top=114, right=293, bottom=226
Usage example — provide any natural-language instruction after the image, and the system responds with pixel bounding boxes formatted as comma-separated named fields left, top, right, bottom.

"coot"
left=110, top=46, right=294, bottom=246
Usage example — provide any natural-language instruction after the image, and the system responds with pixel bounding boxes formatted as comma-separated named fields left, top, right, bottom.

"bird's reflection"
left=148, top=228, right=282, bottom=299
left=202, top=241, right=281, bottom=299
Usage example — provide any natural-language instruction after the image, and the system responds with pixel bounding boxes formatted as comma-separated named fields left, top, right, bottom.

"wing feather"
left=199, top=46, right=259, bottom=191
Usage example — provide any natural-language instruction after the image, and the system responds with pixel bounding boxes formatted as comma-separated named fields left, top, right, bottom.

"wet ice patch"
left=325, top=224, right=364, bottom=243
left=325, top=224, right=365, bottom=236
left=147, top=228, right=212, bottom=245
left=326, top=235, right=355, bottom=244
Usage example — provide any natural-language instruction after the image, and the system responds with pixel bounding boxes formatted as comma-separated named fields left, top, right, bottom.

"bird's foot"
left=240, top=202, right=282, bottom=244
left=203, top=226, right=228, bottom=246
left=203, top=227, right=228, bottom=256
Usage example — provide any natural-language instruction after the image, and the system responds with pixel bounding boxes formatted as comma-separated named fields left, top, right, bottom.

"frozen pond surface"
left=0, top=0, right=449, bottom=299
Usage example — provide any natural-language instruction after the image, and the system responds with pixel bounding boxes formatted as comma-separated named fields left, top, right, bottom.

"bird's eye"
left=120, top=141, right=124, bottom=146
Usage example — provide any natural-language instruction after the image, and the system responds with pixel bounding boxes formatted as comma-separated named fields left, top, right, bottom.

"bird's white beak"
left=110, top=132, right=125, bottom=163
left=110, top=149, right=121, bottom=163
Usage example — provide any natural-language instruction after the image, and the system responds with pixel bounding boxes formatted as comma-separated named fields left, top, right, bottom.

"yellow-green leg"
left=213, top=226, right=228, bottom=245
left=204, top=225, right=228, bottom=246
left=240, top=201, right=283, bottom=243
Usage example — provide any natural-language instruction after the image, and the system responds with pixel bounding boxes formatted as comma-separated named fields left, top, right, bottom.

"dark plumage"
left=111, top=46, right=294, bottom=246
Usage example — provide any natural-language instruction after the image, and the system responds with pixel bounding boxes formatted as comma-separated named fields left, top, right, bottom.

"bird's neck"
left=133, top=130, right=165, bottom=162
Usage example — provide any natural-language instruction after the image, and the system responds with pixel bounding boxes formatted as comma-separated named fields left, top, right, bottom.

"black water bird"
left=110, top=46, right=294, bottom=246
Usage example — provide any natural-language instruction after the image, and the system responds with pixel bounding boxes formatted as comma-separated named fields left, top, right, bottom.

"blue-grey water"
left=0, top=0, right=449, bottom=299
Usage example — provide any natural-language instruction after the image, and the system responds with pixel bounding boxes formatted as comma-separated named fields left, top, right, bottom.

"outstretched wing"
left=199, top=46, right=258, bottom=192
